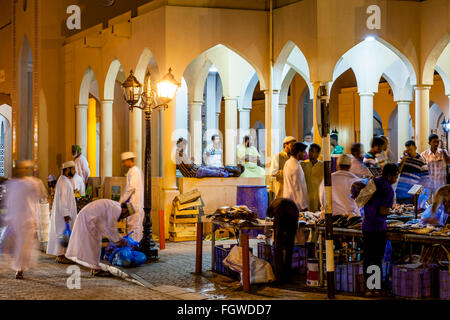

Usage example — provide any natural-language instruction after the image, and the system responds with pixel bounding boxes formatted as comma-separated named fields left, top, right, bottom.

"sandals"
left=15, top=271, right=24, bottom=280
left=90, top=269, right=113, bottom=277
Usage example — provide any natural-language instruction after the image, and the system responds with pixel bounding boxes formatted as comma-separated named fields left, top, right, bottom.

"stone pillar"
left=224, top=97, right=238, bottom=166
left=75, top=104, right=88, bottom=157
left=101, top=99, right=113, bottom=177
left=206, top=74, right=217, bottom=133
left=397, top=101, right=411, bottom=160
left=129, top=106, right=143, bottom=169
left=87, top=98, right=97, bottom=176
left=271, top=90, right=281, bottom=156
left=279, top=103, right=287, bottom=148
left=239, top=107, right=251, bottom=143
left=312, top=82, right=323, bottom=148
left=264, top=90, right=272, bottom=164
left=359, top=92, right=374, bottom=151
left=414, top=85, right=431, bottom=153
left=189, top=101, right=203, bottom=165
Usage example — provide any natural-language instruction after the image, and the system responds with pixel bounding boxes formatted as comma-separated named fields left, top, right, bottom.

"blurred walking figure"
left=46, top=161, right=77, bottom=263
left=1, top=160, right=46, bottom=279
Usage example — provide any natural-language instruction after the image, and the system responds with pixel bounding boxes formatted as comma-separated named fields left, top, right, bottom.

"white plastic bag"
left=222, top=246, right=275, bottom=285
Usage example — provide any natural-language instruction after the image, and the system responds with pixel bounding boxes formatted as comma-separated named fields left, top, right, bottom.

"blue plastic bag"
left=123, top=231, right=140, bottom=250
left=132, top=251, right=147, bottom=265
left=421, top=203, right=448, bottom=226
left=418, top=188, right=431, bottom=210
left=111, top=246, right=133, bottom=267
left=58, top=223, right=72, bottom=248
left=383, top=240, right=392, bottom=262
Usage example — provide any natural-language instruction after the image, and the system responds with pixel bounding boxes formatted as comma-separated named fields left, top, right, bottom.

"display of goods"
left=392, top=264, right=437, bottom=299
left=439, top=270, right=450, bottom=300
left=208, top=205, right=258, bottom=225
left=214, top=244, right=253, bottom=279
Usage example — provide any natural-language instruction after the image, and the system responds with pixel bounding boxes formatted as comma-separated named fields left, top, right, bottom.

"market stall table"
left=310, top=225, right=450, bottom=287
left=195, top=219, right=273, bottom=292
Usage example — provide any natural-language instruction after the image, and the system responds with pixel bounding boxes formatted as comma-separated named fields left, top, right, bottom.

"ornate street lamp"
left=121, top=68, right=180, bottom=260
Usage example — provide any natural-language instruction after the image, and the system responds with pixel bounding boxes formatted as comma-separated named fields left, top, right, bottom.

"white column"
left=397, top=101, right=411, bottom=160
left=359, top=92, right=374, bottom=151
left=189, top=101, right=203, bottom=165
left=264, top=90, right=272, bottom=164
left=129, top=108, right=142, bottom=168
left=206, top=74, right=217, bottom=134
left=224, top=97, right=238, bottom=166
left=75, top=104, right=88, bottom=157
left=279, top=103, right=287, bottom=148
left=414, top=85, right=431, bottom=153
left=239, top=107, right=251, bottom=143
left=101, top=99, right=113, bottom=177
left=271, top=90, right=281, bottom=156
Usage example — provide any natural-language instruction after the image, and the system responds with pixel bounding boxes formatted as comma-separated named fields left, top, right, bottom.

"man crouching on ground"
left=65, top=199, right=135, bottom=276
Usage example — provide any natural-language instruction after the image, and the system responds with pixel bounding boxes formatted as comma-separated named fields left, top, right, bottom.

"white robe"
left=119, top=165, right=144, bottom=242
left=71, top=173, right=85, bottom=196
left=46, top=175, right=78, bottom=256
left=65, top=199, right=122, bottom=269
left=74, top=154, right=90, bottom=184
left=2, top=177, right=46, bottom=271
left=283, top=157, right=308, bottom=211
left=319, top=170, right=361, bottom=216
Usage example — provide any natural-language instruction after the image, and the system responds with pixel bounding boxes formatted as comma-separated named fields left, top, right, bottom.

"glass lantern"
left=157, top=68, right=180, bottom=105
left=121, top=70, right=143, bottom=109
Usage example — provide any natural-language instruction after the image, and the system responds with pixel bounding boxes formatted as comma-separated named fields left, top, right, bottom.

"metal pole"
left=138, top=92, right=158, bottom=260
left=195, top=222, right=203, bottom=273
left=319, top=83, right=335, bottom=298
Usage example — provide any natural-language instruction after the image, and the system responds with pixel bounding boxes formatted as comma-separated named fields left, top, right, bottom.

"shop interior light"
left=209, top=65, right=219, bottom=73
left=365, top=36, right=375, bottom=41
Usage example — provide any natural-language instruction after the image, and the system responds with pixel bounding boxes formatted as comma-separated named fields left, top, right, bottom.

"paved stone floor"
left=0, top=240, right=369, bottom=300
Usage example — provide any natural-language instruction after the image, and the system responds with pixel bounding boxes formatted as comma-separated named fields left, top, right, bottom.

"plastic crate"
left=440, top=270, right=450, bottom=300
left=214, top=244, right=253, bottom=279
left=392, top=265, right=437, bottom=299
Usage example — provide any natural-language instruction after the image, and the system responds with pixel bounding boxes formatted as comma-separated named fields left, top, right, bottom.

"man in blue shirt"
left=362, top=163, right=399, bottom=296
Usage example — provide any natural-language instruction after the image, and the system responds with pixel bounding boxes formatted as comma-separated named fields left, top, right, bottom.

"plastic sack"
left=352, top=178, right=377, bottom=209
left=132, top=251, right=147, bottom=265
left=58, top=223, right=71, bottom=248
left=222, top=246, right=275, bottom=285
left=103, top=242, right=119, bottom=261
left=418, top=188, right=431, bottom=210
left=421, top=203, right=448, bottom=226
left=111, top=246, right=133, bottom=267
left=123, top=231, right=140, bottom=250
left=383, top=240, right=392, bottom=262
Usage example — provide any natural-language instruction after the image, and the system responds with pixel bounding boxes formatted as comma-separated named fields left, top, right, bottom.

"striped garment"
left=395, top=154, right=428, bottom=203
left=363, top=152, right=379, bottom=168
left=177, top=162, right=198, bottom=177
left=421, top=148, right=449, bottom=192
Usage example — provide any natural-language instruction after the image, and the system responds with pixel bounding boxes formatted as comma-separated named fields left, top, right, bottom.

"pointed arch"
left=423, top=33, right=450, bottom=85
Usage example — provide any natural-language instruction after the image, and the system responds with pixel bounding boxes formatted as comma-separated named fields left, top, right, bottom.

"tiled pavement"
left=0, top=240, right=369, bottom=300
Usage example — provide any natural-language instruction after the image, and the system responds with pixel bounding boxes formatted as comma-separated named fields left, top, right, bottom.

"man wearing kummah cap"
left=319, top=154, right=360, bottom=216
left=46, top=161, right=78, bottom=263
left=270, top=136, right=296, bottom=198
left=72, top=145, right=90, bottom=185
left=66, top=199, right=136, bottom=276
left=119, top=152, right=144, bottom=242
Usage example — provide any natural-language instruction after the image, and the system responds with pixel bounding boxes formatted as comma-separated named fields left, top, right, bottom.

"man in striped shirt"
left=420, top=134, right=450, bottom=193
left=396, top=140, right=428, bottom=204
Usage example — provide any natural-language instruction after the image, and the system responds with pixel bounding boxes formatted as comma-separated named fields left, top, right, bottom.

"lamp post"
left=121, top=68, right=180, bottom=260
